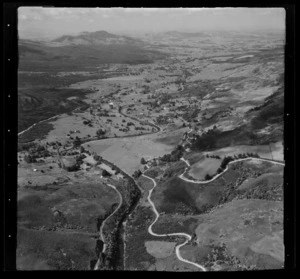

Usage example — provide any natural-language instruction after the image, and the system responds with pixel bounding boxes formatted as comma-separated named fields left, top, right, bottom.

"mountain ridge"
left=50, top=30, right=145, bottom=46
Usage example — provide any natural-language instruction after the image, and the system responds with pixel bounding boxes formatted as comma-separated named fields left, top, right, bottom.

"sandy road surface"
left=179, top=157, right=284, bottom=184
left=143, top=174, right=207, bottom=272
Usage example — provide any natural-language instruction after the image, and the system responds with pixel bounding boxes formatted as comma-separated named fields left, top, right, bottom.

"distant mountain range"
left=18, top=30, right=167, bottom=72
left=50, top=30, right=145, bottom=46
left=163, top=31, right=213, bottom=37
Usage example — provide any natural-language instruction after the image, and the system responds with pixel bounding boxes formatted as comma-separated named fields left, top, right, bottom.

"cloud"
left=18, top=7, right=44, bottom=20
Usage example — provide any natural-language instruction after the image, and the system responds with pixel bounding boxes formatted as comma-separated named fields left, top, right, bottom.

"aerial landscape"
left=17, top=7, right=285, bottom=271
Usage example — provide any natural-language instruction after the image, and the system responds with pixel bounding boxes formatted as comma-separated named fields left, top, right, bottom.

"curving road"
left=94, top=183, right=123, bottom=271
left=18, top=115, right=59, bottom=136
left=18, top=105, right=89, bottom=137
left=179, top=157, right=285, bottom=184
left=141, top=156, right=285, bottom=271
left=143, top=174, right=207, bottom=272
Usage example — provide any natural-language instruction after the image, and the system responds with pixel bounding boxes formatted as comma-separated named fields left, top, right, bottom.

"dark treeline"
left=94, top=157, right=141, bottom=270
left=207, top=153, right=260, bottom=180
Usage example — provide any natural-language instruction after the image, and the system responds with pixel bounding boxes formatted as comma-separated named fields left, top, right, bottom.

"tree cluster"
left=206, top=154, right=221, bottom=159
left=132, top=169, right=142, bottom=179
left=96, top=129, right=106, bottom=138
left=102, top=169, right=112, bottom=177
left=160, top=145, right=184, bottom=163
left=73, top=136, right=82, bottom=148
left=126, top=122, right=135, bottom=127
left=134, top=126, right=145, bottom=131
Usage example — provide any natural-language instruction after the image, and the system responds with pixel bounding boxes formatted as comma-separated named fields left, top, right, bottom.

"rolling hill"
left=18, top=31, right=167, bottom=72
left=51, top=30, right=145, bottom=46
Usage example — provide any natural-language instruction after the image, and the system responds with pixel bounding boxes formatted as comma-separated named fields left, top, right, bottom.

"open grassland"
left=189, top=157, right=221, bottom=180
left=17, top=227, right=96, bottom=270
left=17, top=30, right=284, bottom=271
left=145, top=241, right=177, bottom=259
left=154, top=127, right=189, bottom=146
left=18, top=182, right=119, bottom=231
left=151, top=214, right=199, bottom=236
left=180, top=199, right=284, bottom=271
left=18, top=86, right=92, bottom=134
left=152, top=159, right=283, bottom=215
left=125, top=205, right=161, bottom=270
left=125, top=205, right=199, bottom=271
left=83, top=133, right=174, bottom=175
left=205, top=141, right=283, bottom=161
left=17, top=179, right=120, bottom=270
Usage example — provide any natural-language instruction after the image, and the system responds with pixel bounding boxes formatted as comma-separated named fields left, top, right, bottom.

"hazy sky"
left=18, top=7, right=286, bottom=39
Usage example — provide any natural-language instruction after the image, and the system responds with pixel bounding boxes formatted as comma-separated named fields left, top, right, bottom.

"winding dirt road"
left=142, top=174, right=207, bottom=272
left=18, top=115, right=59, bottom=136
left=179, top=157, right=285, bottom=184
left=141, top=156, right=285, bottom=271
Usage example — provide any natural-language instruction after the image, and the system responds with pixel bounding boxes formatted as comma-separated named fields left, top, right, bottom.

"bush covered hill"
left=191, top=86, right=284, bottom=151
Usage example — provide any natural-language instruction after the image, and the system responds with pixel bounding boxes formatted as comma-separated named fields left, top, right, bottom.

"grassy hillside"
left=152, top=159, right=283, bottom=215
left=17, top=182, right=119, bottom=270
left=191, top=86, right=284, bottom=151
left=18, top=87, right=92, bottom=135
left=18, top=40, right=167, bottom=72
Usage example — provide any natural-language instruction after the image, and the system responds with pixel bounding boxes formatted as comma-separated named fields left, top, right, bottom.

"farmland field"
left=188, top=157, right=221, bottom=180
left=15, top=7, right=287, bottom=272
left=83, top=132, right=175, bottom=175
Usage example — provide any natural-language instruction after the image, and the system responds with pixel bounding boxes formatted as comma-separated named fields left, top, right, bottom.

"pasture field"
left=205, top=141, right=283, bottom=161
left=83, top=133, right=174, bottom=175
left=17, top=227, right=96, bottom=270
left=180, top=199, right=284, bottom=270
left=152, top=158, right=283, bottom=215
left=17, top=179, right=119, bottom=270
left=188, top=157, right=221, bottom=180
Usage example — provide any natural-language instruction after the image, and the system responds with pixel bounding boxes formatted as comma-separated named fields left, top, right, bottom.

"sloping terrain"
left=182, top=199, right=284, bottom=271
left=18, top=31, right=167, bottom=135
left=17, top=181, right=119, bottom=270
left=152, top=159, right=283, bottom=215
left=51, top=30, right=145, bottom=46
left=17, top=28, right=285, bottom=271
left=191, top=85, right=284, bottom=152
left=19, top=36, right=166, bottom=72
left=18, top=87, right=91, bottom=135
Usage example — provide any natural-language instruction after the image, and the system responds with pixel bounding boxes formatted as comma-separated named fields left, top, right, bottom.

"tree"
left=205, top=174, right=212, bottom=180
left=96, top=129, right=106, bottom=138
left=93, top=154, right=102, bottom=161
left=140, top=158, right=147, bottom=165
left=132, top=169, right=142, bottom=179
left=217, top=168, right=223, bottom=174
left=24, top=154, right=36, bottom=164
left=102, top=169, right=111, bottom=177
left=73, top=136, right=81, bottom=148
